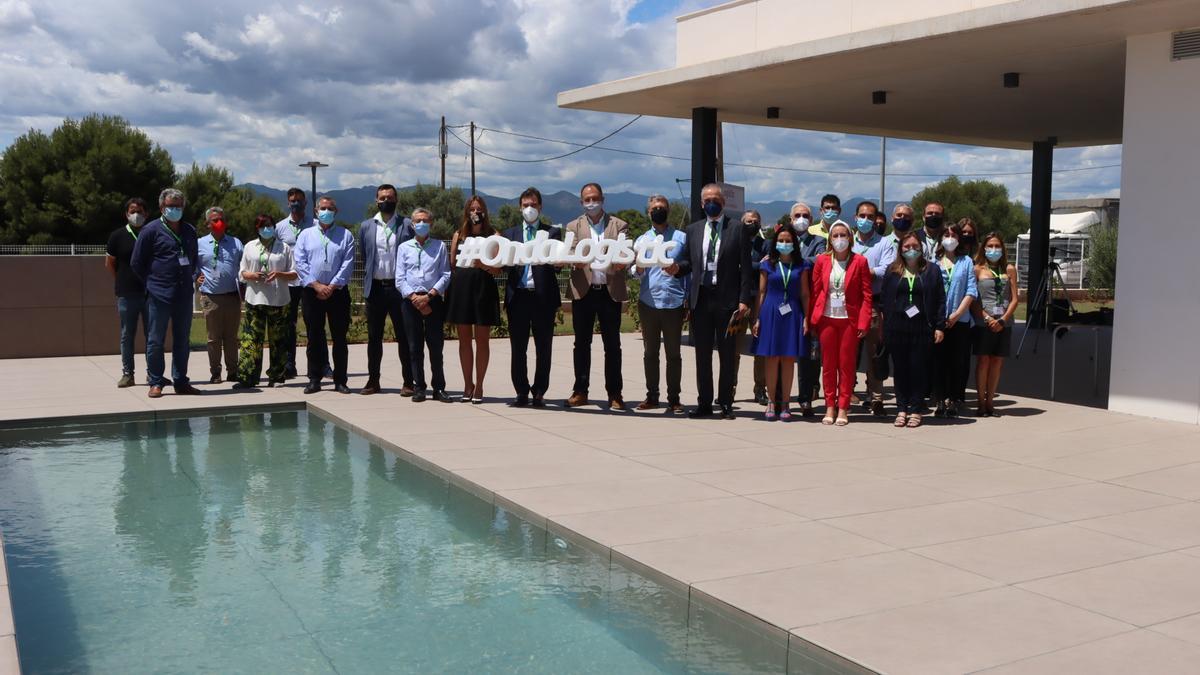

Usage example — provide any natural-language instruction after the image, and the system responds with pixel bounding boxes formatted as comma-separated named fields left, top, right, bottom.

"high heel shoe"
left=472, top=387, right=484, bottom=405
left=460, top=385, right=474, bottom=403
left=779, top=407, right=792, bottom=422
left=764, top=403, right=776, bottom=421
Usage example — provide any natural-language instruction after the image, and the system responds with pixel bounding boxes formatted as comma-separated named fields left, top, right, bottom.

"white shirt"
left=373, top=214, right=399, bottom=280
left=825, top=257, right=849, bottom=319
left=588, top=215, right=607, bottom=285
left=701, top=218, right=722, bottom=284
left=240, top=238, right=294, bottom=307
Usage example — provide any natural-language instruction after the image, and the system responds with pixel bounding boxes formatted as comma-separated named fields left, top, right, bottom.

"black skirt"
left=972, top=324, right=1012, bottom=357
left=445, top=267, right=500, bottom=326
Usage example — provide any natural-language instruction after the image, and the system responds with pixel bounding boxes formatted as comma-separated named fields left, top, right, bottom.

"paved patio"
left=3, top=334, right=1200, bottom=674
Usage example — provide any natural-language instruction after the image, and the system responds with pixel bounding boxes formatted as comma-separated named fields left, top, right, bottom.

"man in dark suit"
left=672, top=183, right=756, bottom=419
left=503, top=187, right=562, bottom=407
left=359, top=184, right=416, bottom=395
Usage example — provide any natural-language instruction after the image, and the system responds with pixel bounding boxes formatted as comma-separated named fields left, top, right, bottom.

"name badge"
left=706, top=261, right=717, bottom=272
left=177, top=255, right=190, bottom=267
left=830, top=296, right=845, bottom=310
left=905, top=305, right=920, bottom=318
left=778, top=304, right=792, bottom=316
left=320, top=257, right=333, bottom=272
left=992, top=305, right=1005, bottom=316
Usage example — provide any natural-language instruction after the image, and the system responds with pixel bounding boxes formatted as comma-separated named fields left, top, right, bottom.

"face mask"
left=793, top=216, right=810, bottom=229
left=702, top=201, right=723, bottom=218
left=961, top=235, right=976, bottom=249
left=259, top=226, right=276, bottom=240
left=649, top=207, right=669, bottom=225
left=985, top=248, right=1003, bottom=262
left=831, top=237, right=849, bottom=252
left=163, top=206, right=183, bottom=222
left=775, top=242, right=794, bottom=255
left=855, top=217, right=873, bottom=233
left=941, top=237, right=958, bottom=252
left=521, top=206, right=540, bottom=223
left=317, top=209, right=336, bottom=225
left=924, top=214, right=944, bottom=230
left=289, top=201, right=304, bottom=213
left=891, top=217, right=912, bottom=232
left=470, top=212, right=482, bottom=224
left=583, top=200, right=602, bottom=213
left=127, top=213, right=145, bottom=228
left=210, top=219, right=227, bottom=237
left=377, top=201, right=397, bottom=216
left=874, top=221, right=887, bottom=236
left=903, top=249, right=922, bottom=261
left=413, top=221, right=431, bottom=238
left=821, top=209, right=839, bottom=224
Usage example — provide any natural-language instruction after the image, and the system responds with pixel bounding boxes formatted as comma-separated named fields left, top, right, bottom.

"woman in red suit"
left=809, top=222, right=873, bottom=426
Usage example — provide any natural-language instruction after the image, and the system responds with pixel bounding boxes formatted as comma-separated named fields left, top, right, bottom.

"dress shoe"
left=303, top=382, right=321, bottom=395
left=432, top=389, right=452, bottom=403
left=509, top=397, right=529, bottom=408
left=636, top=399, right=659, bottom=411
left=175, top=383, right=203, bottom=395
left=688, top=406, right=714, bottom=419
left=412, top=390, right=427, bottom=402
left=334, top=383, right=351, bottom=394
left=720, top=404, right=736, bottom=419
left=323, top=366, right=334, bottom=379
left=267, top=379, right=281, bottom=388
left=870, top=400, right=885, bottom=417
left=400, top=385, right=415, bottom=397
left=209, top=375, right=222, bottom=384
left=609, top=398, right=626, bottom=411
left=360, top=381, right=381, bottom=395
left=148, top=385, right=163, bottom=399
left=566, top=392, right=587, bottom=408
left=231, top=381, right=256, bottom=390
left=754, top=391, right=769, bottom=406
left=117, top=374, right=135, bottom=388
left=531, top=396, right=546, bottom=408
left=283, top=366, right=298, bottom=379
left=668, top=401, right=685, bottom=414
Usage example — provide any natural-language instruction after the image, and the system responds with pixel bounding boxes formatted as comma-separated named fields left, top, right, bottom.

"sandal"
left=906, top=413, right=923, bottom=428
left=460, top=385, right=474, bottom=403
left=894, top=412, right=908, bottom=427
left=822, top=407, right=836, bottom=425
left=835, top=410, right=850, bottom=426
left=780, top=408, right=792, bottom=422
left=764, top=403, right=776, bottom=421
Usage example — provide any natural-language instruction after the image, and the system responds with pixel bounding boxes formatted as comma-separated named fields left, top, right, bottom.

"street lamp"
left=299, top=161, right=329, bottom=218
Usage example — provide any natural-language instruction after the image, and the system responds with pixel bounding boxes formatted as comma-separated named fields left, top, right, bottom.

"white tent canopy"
left=1048, top=211, right=1100, bottom=234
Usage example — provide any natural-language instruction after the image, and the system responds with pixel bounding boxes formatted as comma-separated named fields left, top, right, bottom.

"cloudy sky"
left=0, top=0, right=1121, bottom=206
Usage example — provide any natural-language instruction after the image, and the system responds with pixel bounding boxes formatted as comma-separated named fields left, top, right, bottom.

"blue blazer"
left=358, top=216, right=413, bottom=298
left=502, top=223, right=562, bottom=309
left=941, top=255, right=979, bottom=323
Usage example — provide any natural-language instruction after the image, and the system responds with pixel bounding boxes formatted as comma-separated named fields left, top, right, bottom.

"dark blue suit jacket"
left=358, top=216, right=413, bottom=298
left=502, top=223, right=562, bottom=309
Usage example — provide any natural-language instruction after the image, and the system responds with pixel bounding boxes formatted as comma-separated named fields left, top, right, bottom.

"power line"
left=446, top=115, right=643, bottom=163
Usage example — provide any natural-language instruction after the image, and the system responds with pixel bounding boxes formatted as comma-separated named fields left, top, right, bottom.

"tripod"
left=1015, top=249, right=1076, bottom=358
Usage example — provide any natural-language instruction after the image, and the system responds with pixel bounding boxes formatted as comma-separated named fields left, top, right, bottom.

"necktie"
left=522, top=225, right=535, bottom=286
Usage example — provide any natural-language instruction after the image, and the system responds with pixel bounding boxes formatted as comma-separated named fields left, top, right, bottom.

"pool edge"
left=0, top=530, right=21, bottom=675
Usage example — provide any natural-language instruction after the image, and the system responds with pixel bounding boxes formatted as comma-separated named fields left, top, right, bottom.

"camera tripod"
left=1015, top=252, right=1076, bottom=358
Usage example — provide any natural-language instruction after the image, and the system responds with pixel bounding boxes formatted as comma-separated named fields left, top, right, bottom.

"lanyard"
left=941, top=258, right=953, bottom=294
left=780, top=262, right=793, bottom=291
left=259, top=241, right=270, bottom=271
left=990, top=267, right=1005, bottom=302
left=211, top=238, right=220, bottom=266
left=413, top=239, right=425, bottom=267
left=383, top=220, right=395, bottom=247
left=163, top=223, right=184, bottom=254
left=320, top=227, right=332, bottom=258
left=706, top=222, right=719, bottom=262
left=125, top=224, right=137, bottom=241
left=830, top=257, right=846, bottom=290
left=904, top=272, right=916, bottom=306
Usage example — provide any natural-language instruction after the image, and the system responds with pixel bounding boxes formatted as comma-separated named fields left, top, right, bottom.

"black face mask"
left=961, top=234, right=977, bottom=249
left=289, top=201, right=304, bottom=213
left=924, top=214, right=944, bottom=230
left=649, top=207, right=669, bottom=225
left=377, top=201, right=397, bottom=215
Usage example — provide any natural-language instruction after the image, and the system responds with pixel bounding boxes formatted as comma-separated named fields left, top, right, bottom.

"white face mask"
left=831, top=237, right=850, bottom=253
left=521, top=206, right=540, bottom=223
left=127, top=213, right=146, bottom=228
left=583, top=201, right=602, bottom=213
left=793, top=216, right=810, bottom=229
left=941, top=237, right=958, bottom=252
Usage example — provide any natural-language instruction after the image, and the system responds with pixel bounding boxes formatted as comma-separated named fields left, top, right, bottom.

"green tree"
left=364, top=183, right=465, bottom=240
left=1086, top=219, right=1118, bottom=293
left=0, top=114, right=176, bottom=245
left=176, top=163, right=282, bottom=241
left=613, top=208, right=651, bottom=238
left=911, top=176, right=1029, bottom=242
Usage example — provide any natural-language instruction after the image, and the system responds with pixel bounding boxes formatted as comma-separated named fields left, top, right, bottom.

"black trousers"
left=507, top=290, right=556, bottom=399
left=639, top=303, right=685, bottom=403
left=932, top=321, right=972, bottom=403
left=286, top=286, right=302, bottom=370
left=301, top=286, right=350, bottom=386
left=889, top=334, right=932, bottom=414
left=691, top=286, right=738, bottom=408
left=366, top=280, right=414, bottom=385
left=400, top=295, right=446, bottom=392
left=571, top=287, right=622, bottom=398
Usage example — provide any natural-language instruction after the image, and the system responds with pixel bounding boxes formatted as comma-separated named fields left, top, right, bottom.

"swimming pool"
left=0, top=412, right=798, bottom=673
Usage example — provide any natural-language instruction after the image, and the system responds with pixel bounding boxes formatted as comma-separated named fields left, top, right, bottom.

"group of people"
left=106, top=183, right=1017, bottom=423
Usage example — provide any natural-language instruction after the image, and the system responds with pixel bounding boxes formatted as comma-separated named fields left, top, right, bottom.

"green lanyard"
left=383, top=220, right=395, bottom=247
left=211, top=238, right=220, bottom=267
left=830, top=257, right=846, bottom=291
left=780, top=262, right=793, bottom=291
left=125, top=224, right=137, bottom=241
left=990, top=267, right=1005, bottom=303
left=706, top=223, right=719, bottom=262
left=259, top=240, right=270, bottom=271
left=413, top=239, right=425, bottom=266
left=941, top=258, right=953, bottom=294
left=903, top=271, right=916, bottom=306
left=163, top=223, right=185, bottom=255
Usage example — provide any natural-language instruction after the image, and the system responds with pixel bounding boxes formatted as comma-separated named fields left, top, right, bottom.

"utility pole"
left=439, top=116, right=448, bottom=190
left=715, top=123, right=725, bottom=183
left=469, top=121, right=476, bottom=196
left=880, top=137, right=887, bottom=213
left=299, top=161, right=328, bottom=218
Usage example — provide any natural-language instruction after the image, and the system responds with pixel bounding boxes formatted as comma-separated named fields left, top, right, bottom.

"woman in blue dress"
left=752, top=224, right=810, bottom=420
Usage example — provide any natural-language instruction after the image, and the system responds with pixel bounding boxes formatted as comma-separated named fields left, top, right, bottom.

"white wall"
left=1109, top=31, right=1200, bottom=424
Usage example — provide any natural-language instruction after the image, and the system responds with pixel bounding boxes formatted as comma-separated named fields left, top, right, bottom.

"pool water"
left=0, top=413, right=789, bottom=674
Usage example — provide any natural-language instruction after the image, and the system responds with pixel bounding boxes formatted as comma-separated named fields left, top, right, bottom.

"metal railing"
left=0, top=244, right=106, bottom=255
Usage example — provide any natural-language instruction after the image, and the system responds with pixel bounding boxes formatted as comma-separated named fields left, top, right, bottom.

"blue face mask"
left=822, top=209, right=839, bottom=224
left=775, top=242, right=794, bottom=255
left=259, top=226, right=275, bottom=240
left=985, top=248, right=1003, bottom=262
left=317, top=209, right=336, bottom=225
left=902, top=249, right=922, bottom=261
left=413, top=221, right=431, bottom=238
left=855, top=217, right=873, bottom=233
left=288, top=201, right=304, bottom=213
left=163, top=206, right=183, bottom=222
left=891, top=217, right=912, bottom=232
left=703, top=201, right=723, bottom=218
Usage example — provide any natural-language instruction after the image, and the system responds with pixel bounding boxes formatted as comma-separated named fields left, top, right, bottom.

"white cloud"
left=0, top=0, right=34, bottom=29
left=183, top=31, right=238, bottom=62
left=239, top=14, right=282, bottom=48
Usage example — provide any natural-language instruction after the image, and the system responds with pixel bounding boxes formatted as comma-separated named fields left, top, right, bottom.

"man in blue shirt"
left=635, top=195, right=689, bottom=412
left=395, top=208, right=452, bottom=402
left=275, top=187, right=320, bottom=380
left=294, top=195, right=356, bottom=394
left=196, top=206, right=244, bottom=384
left=358, top=183, right=415, bottom=396
left=851, top=200, right=885, bottom=415
left=502, top=187, right=561, bottom=408
left=130, top=188, right=202, bottom=398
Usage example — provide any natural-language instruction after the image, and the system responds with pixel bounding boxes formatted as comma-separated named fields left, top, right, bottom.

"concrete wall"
left=1109, top=31, right=1200, bottom=424
left=0, top=256, right=170, bottom=359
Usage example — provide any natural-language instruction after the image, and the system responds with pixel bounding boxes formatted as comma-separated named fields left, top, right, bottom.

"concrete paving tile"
left=417, top=442, right=611, bottom=470
left=455, top=457, right=667, bottom=491
left=781, top=436, right=934, bottom=462
left=550, top=497, right=802, bottom=547
left=978, top=628, right=1200, bottom=674
left=497, top=475, right=731, bottom=516
left=1, top=635, right=18, bottom=675
left=1019, top=553, right=1200, bottom=626
left=585, top=432, right=751, bottom=456
left=689, top=462, right=885, bottom=496
left=836, top=450, right=1011, bottom=479
left=913, top=524, right=1160, bottom=584
left=1149, top=612, right=1200, bottom=647
left=1074, top=502, right=1200, bottom=549
left=632, top=446, right=818, bottom=474
left=982, top=482, right=1183, bottom=522
left=824, top=500, right=1056, bottom=549
left=375, top=427, right=567, bottom=452
left=797, top=587, right=1131, bottom=675
left=614, top=521, right=891, bottom=584
left=904, top=464, right=1088, bottom=499
left=694, top=550, right=995, bottom=631
left=0, top=585, right=10, bottom=637
left=751, top=480, right=963, bottom=520
left=1109, top=462, right=1200, bottom=501
left=1030, top=443, right=1200, bottom=481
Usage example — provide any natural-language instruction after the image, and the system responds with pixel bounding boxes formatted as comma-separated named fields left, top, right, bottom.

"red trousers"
left=818, top=318, right=860, bottom=410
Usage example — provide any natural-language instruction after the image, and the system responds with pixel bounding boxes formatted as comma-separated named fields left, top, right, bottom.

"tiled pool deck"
left=3, top=335, right=1200, bottom=674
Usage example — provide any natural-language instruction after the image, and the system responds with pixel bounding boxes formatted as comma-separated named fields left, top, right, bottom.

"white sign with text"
left=455, top=231, right=681, bottom=269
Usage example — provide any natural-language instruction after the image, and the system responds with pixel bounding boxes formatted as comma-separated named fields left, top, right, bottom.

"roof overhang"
left=559, top=0, right=1200, bottom=149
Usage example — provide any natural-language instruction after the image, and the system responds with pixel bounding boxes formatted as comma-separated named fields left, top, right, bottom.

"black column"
left=1026, top=138, right=1055, bottom=329
left=690, top=107, right=718, bottom=223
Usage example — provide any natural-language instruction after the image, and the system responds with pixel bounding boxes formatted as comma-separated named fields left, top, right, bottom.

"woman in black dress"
left=446, top=196, right=501, bottom=403
left=880, top=230, right=946, bottom=428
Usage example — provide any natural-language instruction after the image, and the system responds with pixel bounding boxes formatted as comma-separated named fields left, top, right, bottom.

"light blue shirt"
left=866, top=233, right=899, bottom=295
left=636, top=227, right=688, bottom=310
left=396, top=236, right=451, bottom=297
left=294, top=224, right=355, bottom=288
left=196, top=234, right=243, bottom=295
left=276, top=215, right=315, bottom=287
left=941, top=255, right=980, bottom=323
